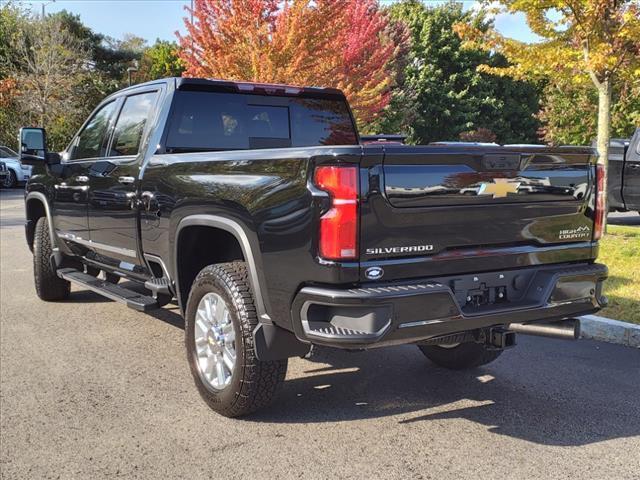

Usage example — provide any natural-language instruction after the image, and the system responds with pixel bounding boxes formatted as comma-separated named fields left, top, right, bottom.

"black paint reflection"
left=384, top=164, right=590, bottom=207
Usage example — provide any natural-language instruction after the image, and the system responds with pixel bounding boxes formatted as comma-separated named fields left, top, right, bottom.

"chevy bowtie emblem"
left=477, top=179, right=520, bottom=198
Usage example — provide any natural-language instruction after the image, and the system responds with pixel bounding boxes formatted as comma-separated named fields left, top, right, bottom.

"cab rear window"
left=165, top=91, right=357, bottom=152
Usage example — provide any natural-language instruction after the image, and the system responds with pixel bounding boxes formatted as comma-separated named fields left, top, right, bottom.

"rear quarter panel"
left=139, top=146, right=362, bottom=328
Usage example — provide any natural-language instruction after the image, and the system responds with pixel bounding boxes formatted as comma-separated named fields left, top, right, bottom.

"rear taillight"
left=314, top=165, right=358, bottom=260
left=594, top=163, right=606, bottom=241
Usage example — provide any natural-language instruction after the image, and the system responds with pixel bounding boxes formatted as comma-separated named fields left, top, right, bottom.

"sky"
left=18, top=0, right=542, bottom=46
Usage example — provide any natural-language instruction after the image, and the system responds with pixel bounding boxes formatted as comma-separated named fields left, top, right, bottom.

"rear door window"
left=69, top=101, right=118, bottom=160
left=165, top=91, right=356, bottom=152
left=109, top=91, right=158, bottom=157
left=167, top=92, right=249, bottom=151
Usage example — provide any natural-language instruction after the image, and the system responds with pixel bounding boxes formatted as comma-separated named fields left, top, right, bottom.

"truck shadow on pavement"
left=64, top=292, right=640, bottom=447
left=251, top=340, right=640, bottom=447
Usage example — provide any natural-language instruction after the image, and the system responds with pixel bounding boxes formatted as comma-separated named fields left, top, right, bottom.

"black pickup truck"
left=602, top=128, right=640, bottom=214
left=20, top=77, right=607, bottom=417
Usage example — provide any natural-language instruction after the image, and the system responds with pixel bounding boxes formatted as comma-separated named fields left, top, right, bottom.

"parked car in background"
left=595, top=128, right=640, bottom=214
left=0, top=146, right=32, bottom=188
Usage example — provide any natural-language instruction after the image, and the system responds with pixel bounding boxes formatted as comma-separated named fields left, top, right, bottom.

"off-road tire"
left=185, top=262, right=287, bottom=417
left=33, top=216, right=70, bottom=301
left=418, top=342, right=503, bottom=370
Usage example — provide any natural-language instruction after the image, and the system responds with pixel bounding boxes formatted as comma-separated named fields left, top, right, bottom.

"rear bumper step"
left=291, top=263, right=607, bottom=348
left=57, top=268, right=159, bottom=312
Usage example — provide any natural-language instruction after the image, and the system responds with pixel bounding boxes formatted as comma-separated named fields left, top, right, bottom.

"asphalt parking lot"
left=1, top=188, right=639, bottom=479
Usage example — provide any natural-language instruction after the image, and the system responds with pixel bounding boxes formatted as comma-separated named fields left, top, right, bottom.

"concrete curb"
left=579, top=315, right=640, bottom=348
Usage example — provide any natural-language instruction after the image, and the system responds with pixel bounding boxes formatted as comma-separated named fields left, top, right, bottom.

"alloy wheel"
left=193, top=292, right=236, bottom=390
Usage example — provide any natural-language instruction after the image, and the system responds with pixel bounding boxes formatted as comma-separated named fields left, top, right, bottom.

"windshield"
left=0, top=146, right=18, bottom=158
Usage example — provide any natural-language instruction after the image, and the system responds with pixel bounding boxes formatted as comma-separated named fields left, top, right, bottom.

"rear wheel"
left=185, top=262, right=287, bottom=417
left=33, top=217, right=70, bottom=301
left=418, top=342, right=503, bottom=370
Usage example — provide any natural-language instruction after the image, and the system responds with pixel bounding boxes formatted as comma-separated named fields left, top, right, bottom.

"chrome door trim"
left=54, top=183, right=89, bottom=191
left=56, top=230, right=138, bottom=258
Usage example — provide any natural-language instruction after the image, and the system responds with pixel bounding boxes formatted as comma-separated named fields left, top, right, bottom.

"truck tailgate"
left=359, top=145, right=597, bottom=282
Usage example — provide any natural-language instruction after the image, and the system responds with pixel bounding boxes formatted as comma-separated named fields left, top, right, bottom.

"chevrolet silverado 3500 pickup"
left=20, top=77, right=608, bottom=417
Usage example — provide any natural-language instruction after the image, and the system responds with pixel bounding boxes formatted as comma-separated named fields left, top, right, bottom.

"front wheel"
left=33, top=217, right=70, bottom=301
left=185, top=262, right=287, bottom=417
left=418, top=342, right=503, bottom=370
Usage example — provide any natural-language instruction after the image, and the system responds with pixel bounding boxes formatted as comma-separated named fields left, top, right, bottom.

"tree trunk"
left=595, top=78, right=612, bottom=230
left=596, top=78, right=612, bottom=168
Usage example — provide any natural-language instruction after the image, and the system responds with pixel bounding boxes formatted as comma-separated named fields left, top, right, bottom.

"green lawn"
left=598, top=225, right=640, bottom=324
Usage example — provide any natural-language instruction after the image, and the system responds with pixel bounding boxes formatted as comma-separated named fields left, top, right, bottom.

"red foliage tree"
left=178, top=0, right=404, bottom=125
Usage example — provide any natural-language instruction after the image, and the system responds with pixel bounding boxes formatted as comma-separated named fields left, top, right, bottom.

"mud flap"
left=253, top=323, right=310, bottom=361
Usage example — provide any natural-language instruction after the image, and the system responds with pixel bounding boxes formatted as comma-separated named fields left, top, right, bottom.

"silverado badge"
left=478, top=179, right=520, bottom=198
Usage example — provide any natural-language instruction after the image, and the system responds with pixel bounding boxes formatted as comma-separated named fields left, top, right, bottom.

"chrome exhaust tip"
left=508, top=318, right=580, bottom=340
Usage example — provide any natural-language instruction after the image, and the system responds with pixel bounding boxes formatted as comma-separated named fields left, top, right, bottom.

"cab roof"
left=175, top=77, right=346, bottom=100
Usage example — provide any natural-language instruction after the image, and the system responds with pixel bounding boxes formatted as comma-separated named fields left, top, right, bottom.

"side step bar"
left=57, top=268, right=159, bottom=312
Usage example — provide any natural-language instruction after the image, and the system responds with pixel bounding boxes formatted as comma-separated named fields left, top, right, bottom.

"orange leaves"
left=178, top=0, right=278, bottom=81
left=0, top=78, right=18, bottom=108
left=178, top=0, right=401, bottom=126
left=334, top=0, right=396, bottom=123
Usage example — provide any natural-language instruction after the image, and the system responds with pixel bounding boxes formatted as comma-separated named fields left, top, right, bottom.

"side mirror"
left=19, top=127, right=47, bottom=165
left=45, top=152, right=61, bottom=165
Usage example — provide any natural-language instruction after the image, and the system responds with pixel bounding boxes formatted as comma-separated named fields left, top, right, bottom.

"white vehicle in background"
left=0, top=161, right=8, bottom=184
left=0, top=146, right=32, bottom=188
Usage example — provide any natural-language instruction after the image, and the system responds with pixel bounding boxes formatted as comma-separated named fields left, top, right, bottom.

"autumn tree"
left=538, top=77, right=640, bottom=145
left=1, top=7, right=185, bottom=149
left=455, top=0, right=640, bottom=165
left=6, top=14, right=94, bottom=150
left=0, top=2, right=22, bottom=147
left=178, top=0, right=405, bottom=126
left=372, top=1, right=541, bottom=144
left=137, top=40, right=185, bottom=82
left=53, top=11, right=143, bottom=92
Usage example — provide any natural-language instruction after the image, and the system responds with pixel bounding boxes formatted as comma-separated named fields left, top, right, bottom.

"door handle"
left=628, top=164, right=640, bottom=170
left=76, top=175, right=89, bottom=183
left=118, top=176, right=136, bottom=185
left=54, top=183, right=88, bottom=191
left=140, top=191, right=157, bottom=212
